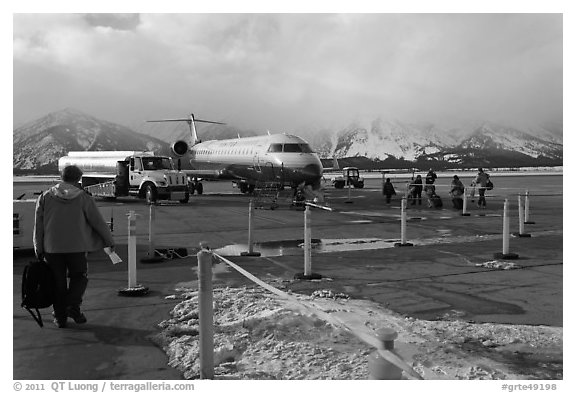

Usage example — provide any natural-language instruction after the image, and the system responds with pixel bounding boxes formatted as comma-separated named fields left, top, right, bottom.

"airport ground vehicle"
left=332, top=167, right=365, bottom=189
left=58, top=151, right=189, bottom=204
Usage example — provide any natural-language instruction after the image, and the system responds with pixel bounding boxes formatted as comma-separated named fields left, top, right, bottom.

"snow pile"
left=154, top=285, right=562, bottom=380
left=155, top=287, right=371, bottom=379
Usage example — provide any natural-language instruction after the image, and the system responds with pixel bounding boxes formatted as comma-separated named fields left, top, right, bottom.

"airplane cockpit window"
left=267, top=144, right=283, bottom=152
left=283, top=143, right=314, bottom=153
left=299, top=143, right=314, bottom=153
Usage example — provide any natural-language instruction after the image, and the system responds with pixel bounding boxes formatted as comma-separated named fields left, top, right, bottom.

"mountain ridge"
left=13, top=108, right=563, bottom=174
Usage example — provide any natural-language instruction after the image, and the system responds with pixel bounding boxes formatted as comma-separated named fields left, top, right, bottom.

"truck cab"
left=126, top=155, right=189, bottom=203
left=332, top=167, right=365, bottom=189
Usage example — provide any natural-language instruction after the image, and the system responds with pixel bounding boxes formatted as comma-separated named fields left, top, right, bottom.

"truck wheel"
left=334, top=181, right=344, bottom=189
left=179, top=192, right=190, bottom=204
left=195, top=182, right=203, bottom=195
left=144, top=184, right=158, bottom=204
left=239, top=183, right=248, bottom=193
left=355, top=183, right=365, bottom=189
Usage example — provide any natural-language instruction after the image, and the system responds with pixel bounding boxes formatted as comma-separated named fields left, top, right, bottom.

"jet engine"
left=171, top=140, right=189, bottom=156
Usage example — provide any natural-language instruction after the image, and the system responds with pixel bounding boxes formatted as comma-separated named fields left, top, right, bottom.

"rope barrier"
left=211, top=252, right=424, bottom=380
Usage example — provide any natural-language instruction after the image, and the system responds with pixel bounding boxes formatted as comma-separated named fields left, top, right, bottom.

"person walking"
left=475, top=167, right=490, bottom=208
left=411, top=174, right=423, bottom=205
left=34, top=165, right=115, bottom=328
left=382, top=178, right=396, bottom=204
left=424, top=168, right=437, bottom=200
left=449, top=175, right=465, bottom=209
left=425, top=168, right=437, bottom=185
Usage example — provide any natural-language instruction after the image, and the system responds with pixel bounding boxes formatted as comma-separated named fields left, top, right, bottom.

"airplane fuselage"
left=172, top=133, right=323, bottom=188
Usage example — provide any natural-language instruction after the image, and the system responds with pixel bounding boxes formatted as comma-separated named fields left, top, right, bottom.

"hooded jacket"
left=33, top=182, right=114, bottom=255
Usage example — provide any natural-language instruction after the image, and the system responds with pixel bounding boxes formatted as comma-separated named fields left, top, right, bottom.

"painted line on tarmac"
left=263, top=257, right=299, bottom=273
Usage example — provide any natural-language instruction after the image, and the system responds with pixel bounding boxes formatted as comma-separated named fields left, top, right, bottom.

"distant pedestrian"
left=411, top=175, right=423, bottom=205
left=475, top=167, right=491, bottom=208
left=450, top=175, right=465, bottom=209
left=425, top=168, right=437, bottom=185
left=382, top=178, right=396, bottom=204
left=34, top=165, right=115, bottom=328
left=424, top=168, right=437, bottom=198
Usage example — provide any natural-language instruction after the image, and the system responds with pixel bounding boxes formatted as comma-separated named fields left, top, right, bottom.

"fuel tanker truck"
left=58, top=151, right=189, bottom=204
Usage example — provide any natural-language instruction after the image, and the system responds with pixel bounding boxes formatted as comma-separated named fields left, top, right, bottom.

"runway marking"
left=263, top=257, right=299, bottom=273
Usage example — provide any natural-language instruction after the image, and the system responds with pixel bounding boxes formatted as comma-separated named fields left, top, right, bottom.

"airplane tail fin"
left=146, top=113, right=226, bottom=146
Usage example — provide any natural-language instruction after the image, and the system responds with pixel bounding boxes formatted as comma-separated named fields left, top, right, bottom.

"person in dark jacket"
left=382, top=178, right=396, bottom=204
left=411, top=174, right=423, bottom=205
left=450, top=175, right=465, bottom=209
left=34, top=165, right=115, bottom=328
left=475, top=167, right=490, bottom=208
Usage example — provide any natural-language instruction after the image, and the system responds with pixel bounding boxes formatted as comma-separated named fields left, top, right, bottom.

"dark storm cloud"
left=13, top=13, right=562, bottom=131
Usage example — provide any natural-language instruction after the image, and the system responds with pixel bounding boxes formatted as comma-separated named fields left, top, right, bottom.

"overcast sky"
left=13, top=12, right=563, bottom=132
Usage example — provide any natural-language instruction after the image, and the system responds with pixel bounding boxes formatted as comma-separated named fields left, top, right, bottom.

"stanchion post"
left=345, top=179, right=353, bottom=204
left=304, top=205, right=312, bottom=276
left=241, top=199, right=261, bottom=256
left=494, top=199, right=518, bottom=260
left=395, top=198, right=413, bottom=247
left=368, top=328, right=403, bottom=380
left=109, top=208, right=114, bottom=232
left=128, top=210, right=137, bottom=287
left=118, top=211, right=149, bottom=296
left=503, top=199, right=510, bottom=254
left=141, top=204, right=164, bottom=263
left=462, top=187, right=470, bottom=216
left=524, top=190, right=535, bottom=224
left=514, top=194, right=531, bottom=238
left=197, top=245, right=214, bottom=379
left=294, top=204, right=322, bottom=280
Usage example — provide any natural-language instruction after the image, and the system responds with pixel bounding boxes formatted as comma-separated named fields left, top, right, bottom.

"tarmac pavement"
left=13, top=175, right=563, bottom=379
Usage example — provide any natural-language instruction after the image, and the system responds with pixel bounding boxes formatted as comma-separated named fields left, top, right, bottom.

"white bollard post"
left=128, top=210, right=137, bottom=288
left=502, top=199, right=510, bottom=255
left=368, top=328, right=403, bottom=380
left=197, top=246, right=214, bottom=379
left=304, top=205, right=312, bottom=276
left=345, top=180, right=353, bottom=203
left=494, top=199, right=518, bottom=260
left=514, top=194, right=531, bottom=238
left=241, top=200, right=261, bottom=256
left=395, top=198, right=413, bottom=247
left=295, top=204, right=322, bottom=280
left=141, top=204, right=164, bottom=263
left=148, top=204, right=154, bottom=254
left=118, top=211, right=150, bottom=296
left=518, top=195, right=524, bottom=235
left=524, top=190, right=535, bottom=224
left=462, top=187, right=470, bottom=216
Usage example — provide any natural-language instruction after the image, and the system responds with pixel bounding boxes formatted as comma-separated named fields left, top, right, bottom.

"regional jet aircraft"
left=147, top=114, right=323, bottom=194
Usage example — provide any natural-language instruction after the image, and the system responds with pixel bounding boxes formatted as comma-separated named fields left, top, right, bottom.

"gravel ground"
left=153, top=283, right=562, bottom=380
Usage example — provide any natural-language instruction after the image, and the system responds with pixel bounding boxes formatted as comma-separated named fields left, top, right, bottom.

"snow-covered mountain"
left=13, top=109, right=562, bottom=173
left=318, top=118, right=562, bottom=164
left=13, top=108, right=169, bottom=171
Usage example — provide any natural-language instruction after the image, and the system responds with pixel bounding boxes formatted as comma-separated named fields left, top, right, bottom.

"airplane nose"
left=301, top=163, right=322, bottom=179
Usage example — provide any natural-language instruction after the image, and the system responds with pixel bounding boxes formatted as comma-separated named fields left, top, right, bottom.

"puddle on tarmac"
left=215, top=238, right=400, bottom=257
